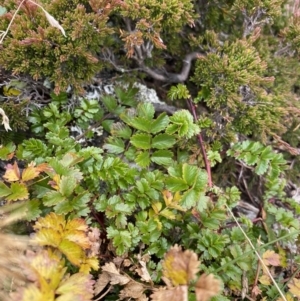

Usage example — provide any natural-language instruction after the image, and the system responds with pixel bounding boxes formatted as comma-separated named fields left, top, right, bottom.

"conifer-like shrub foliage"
left=1, top=0, right=300, bottom=300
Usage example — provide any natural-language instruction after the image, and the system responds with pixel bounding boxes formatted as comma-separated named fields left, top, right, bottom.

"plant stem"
left=187, top=98, right=212, bottom=187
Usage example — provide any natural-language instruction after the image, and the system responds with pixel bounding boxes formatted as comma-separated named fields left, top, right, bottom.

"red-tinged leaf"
left=48, top=174, right=60, bottom=190
left=35, top=162, right=52, bottom=173
left=22, top=165, right=41, bottom=182
left=58, top=239, right=85, bottom=266
left=33, top=228, right=62, bottom=247
left=56, top=273, right=95, bottom=299
left=6, top=182, right=29, bottom=201
left=3, top=162, right=20, bottom=182
left=262, top=250, right=281, bottom=266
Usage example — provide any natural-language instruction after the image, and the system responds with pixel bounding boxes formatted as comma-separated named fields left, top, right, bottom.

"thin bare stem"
left=140, top=52, right=204, bottom=83
left=187, top=98, right=212, bottom=187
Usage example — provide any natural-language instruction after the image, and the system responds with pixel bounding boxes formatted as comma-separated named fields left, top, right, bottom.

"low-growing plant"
left=1, top=0, right=300, bottom=300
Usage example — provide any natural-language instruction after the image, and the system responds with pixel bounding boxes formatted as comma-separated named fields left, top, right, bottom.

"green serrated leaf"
left=182, top=164, right=198, bottom=186
left=151, top=133, right=176, bottom=149
left=103, top=137, right=125, bottom=154
left=197, top=193, right=209, bottom=211
left=135, top=151, right=151, bottom=168
left=59, top=176, right=77, bottom=197
left=130, top=117, right=153, bottom=132
left=111, top=123, right=132, bottom=139
left=0, top=182, right=11, bottom=198
left=137, top=102, right=155, bottom=119
left=150, top=113, right=170, bottom=134
left=255, top=159, right=269, bottom=175
left=151, top=150, right=173, bottom=165
left=181, top=189, right=200, bottom=209
left=25, top=199, right=42, bottom=221
left=165, top=177, right=189, bottom=192
left=194, top=169, right=208, bottom=191
left=130, top=133, right=151, bottom=149
left=102, top=95, right=118, bottom=112
left=23, top=139, right=48, bottom=158
left=55, top=199, right=76, bottom=214
left=244, top=152, right=257, bottom=165
left=43, top=191, right=66, bottom=206
left=6, top=182, right=29, bottom=201
left=107, top=227, right=132, bottom=255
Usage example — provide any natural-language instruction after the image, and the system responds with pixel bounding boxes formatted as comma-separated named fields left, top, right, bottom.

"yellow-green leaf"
left=6, top=182, right=29, bottom=201
left=58, top=239, right=85, bottom=266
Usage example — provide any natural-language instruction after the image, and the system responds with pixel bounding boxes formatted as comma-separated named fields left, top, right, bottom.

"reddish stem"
left=187, top=98, right=212, bottom=187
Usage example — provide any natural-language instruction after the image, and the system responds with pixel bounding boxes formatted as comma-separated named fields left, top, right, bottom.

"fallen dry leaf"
left=136, top=260, right=152, bottom=282
left=195, top=274, right=221, bottom=301
left=137, top=294, right=148, bottom=301
left=119, top=280, right=146, bottom=300
left=94, top=271, right=110, bottom=295
left=150, top=285, right=188, bottom=301
left=102, top=262, right=130, bottom=285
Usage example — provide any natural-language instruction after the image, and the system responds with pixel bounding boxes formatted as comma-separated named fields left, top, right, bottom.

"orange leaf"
left=195, top=274, right=221, bottom=301
left=35, top=162, right=52, bottom=173
left=3, top=162, right=20, bottom=182
left=162, top=245, right=200, bottom=286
